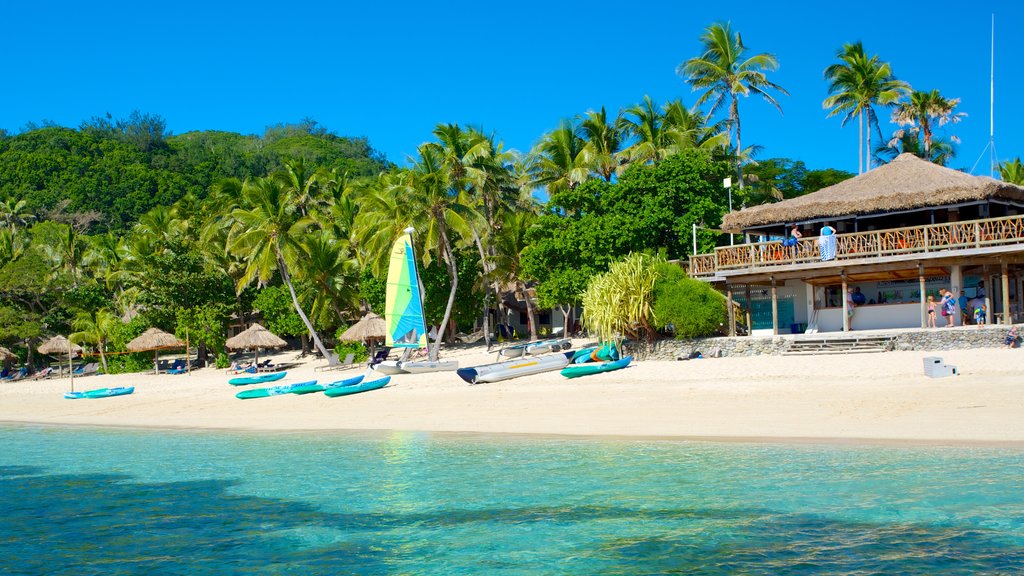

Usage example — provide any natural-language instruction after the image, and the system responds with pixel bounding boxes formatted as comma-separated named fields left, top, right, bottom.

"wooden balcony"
left=689, top=214, right=1024, bottom=279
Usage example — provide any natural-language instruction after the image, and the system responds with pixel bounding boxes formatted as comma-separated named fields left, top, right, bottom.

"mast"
left=990, top=13, right=995, bottom=177
left=404, top=226, right=429, bottom=352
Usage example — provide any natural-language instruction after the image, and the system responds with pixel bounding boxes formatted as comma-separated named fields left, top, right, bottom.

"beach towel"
left=818, top=235, right=837, bottom=261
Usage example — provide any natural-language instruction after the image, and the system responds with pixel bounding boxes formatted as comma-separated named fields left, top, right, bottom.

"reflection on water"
left=1, top=426, right=1023, bottom=575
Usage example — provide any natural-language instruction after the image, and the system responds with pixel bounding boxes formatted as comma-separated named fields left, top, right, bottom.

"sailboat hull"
left=373, top=361, right=409, bottom=375
left=401, top=360, right=459, bottom=373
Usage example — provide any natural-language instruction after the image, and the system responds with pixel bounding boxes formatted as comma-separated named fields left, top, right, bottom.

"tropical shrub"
left=581, top=253, right=660, bottom=342
left=652, top=262, right=727, bottom=338
left=332, top=340, right=369, bottom=363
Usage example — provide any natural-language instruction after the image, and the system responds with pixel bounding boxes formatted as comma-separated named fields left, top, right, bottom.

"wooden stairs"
left=782, top=335, right=894, bottom=355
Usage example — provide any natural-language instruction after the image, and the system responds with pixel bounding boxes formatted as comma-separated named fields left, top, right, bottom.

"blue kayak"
left=324, top=376, right=391, bottom=397
left=65, top=386, right=135, bottom=400
left=291, top=374, right=365, bottom=395
left=236, top=380, right=316, bottom=400
left=229, top=371, right=287, bottom=386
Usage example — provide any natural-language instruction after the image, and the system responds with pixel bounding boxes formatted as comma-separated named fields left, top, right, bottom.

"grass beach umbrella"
left=225, top=323, right=287, bottom=368
left=0, top=346, right=15, bottom=362
left=339, top=312, right=387, bottom=343
left=127, top=328, right=186, bottom=374
left=38, top=336, right=83, bottom=391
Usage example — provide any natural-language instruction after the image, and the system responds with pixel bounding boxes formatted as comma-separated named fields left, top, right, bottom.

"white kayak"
left=457, top=351, right=572, bottom=384
left=525, top=338, right=572, bottom=355
left=374, top=359, right=459, bottom=374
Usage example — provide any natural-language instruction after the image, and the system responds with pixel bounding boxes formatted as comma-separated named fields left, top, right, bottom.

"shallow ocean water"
left=1, top=424, right=1022, bottom=574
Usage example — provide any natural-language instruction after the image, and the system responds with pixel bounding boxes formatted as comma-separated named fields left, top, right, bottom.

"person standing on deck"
left=940, top=289, right=956, bottom=327
left=958, top=290, right=970, bottom=325
left=846, top=287, right=856, bottom=330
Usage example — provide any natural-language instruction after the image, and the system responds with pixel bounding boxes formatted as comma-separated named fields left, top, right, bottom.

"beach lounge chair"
left=316, top=352, right=356, bottom=372
left=455, top=330, right=485, bottom=344
left=368, top=348, right=391, bottom=369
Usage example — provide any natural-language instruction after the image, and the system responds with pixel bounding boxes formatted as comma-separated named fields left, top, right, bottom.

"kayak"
left=291, top=374, right=365, bottom=395
left=324, top=376, right=391, bottom=398
left=401, top=360, right=458, bottom=373
left=64, top=386, right=135, bottom=400
left=561, top=356, right=632, bottom=379
left=571, top=347, right=598, bottom=363
left=235, top=380, right=317, bottom=400
left=457, top=351, right=573, bottom=384
left=228, top=371, right=287, bottom=386
left=525, top=338, right=571, bottom=355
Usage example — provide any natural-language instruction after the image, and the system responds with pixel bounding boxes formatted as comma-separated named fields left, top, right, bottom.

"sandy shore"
left=2, top=340, right=1023, bottom=445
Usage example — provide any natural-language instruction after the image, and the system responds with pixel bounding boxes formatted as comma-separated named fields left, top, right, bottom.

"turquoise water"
left=1, top=425, right=1023, bottom=574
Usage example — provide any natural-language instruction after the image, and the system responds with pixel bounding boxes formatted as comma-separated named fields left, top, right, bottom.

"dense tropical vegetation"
left=0, top=21, right=1017, bottom=370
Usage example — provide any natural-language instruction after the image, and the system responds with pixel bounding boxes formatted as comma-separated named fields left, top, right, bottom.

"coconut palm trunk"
left=276, top=251, right=329, bottom=359
left=431, top=217, right=459, bottom=362
left=520, top=280, right=538, bottom=341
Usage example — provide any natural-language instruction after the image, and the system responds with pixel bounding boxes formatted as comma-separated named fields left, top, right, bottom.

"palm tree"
left=0, top=197, right=34, bottom=230
left=277, top=158, right=326, bottom=217
left=617, top=96, right=686, bottom=166
left=226, top=176, right=330, bottom=359
left=999, top=158, right=1024, bottom=185
left=679, top=22, right=788, bottom=188
left=890, top=89, right=967, bottom=163
left=70, top=308, right=119, bottom=373
left=580, top=107, right=624, bottom=181
left=530, top=119, right=589, bottom=195
left=876, top=132, right=956, bottom=166
left=490, top=210, right=539, bottom=341
left=41, top=224, right=85, bottom=286
left=296, top=229, right=359, bottom=324
left=823, top=42, right=910, bottom=173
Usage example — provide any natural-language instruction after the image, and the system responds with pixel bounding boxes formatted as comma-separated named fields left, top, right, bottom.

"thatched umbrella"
left=127, top=328, right=186, bottom=374
left=0, top=346, right=15, bottom=362
left=339, top=312, right=386, bottom=343
left=38, top=336, right=83, bottom=391
left=225, top=323, right=287, bottom=368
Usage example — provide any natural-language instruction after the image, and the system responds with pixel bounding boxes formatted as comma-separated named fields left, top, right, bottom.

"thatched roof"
left=225, top=323, right=287, bottom=350
left=38, top=336, right=83, bottom=356
left=0, top=346, right=16, bottom=361
left=722, top=153, right=1024, bottom=231
left=338, top=312, right=386, bottom=342
left=127, top=328, right=185, bottom=352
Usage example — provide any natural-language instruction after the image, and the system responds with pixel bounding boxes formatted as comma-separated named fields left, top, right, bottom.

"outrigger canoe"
left=373, top=360, right=458, bottom=375
left=560, top=356, right=632, bottom=379
left=497, top=337, right=571, bottom=359
left=229, top=371, right=287, bottom=386
left=290, top=374, right=365, bottom=394
left=235, top=380, right=317, bottom=400
left=64, top=386, right=135, bottom=400
left=324, top=376, right=391, bottom=397
left=457, top=351, right=573, bottom=385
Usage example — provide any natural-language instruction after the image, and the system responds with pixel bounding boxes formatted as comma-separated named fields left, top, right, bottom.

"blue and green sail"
left=385, top=229, right=428, bottom=348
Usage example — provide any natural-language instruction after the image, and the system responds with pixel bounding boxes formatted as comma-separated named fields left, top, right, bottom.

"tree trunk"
left=560, top=305, right=572, bottom=336
left=98, top=343, right=107, bottom=374
left=732, top=97, right=744, bottom=190
left=858, top=111, right=864, bottom=174
left=470, top=228, right=492, bottom=350
left=521, top=281, right=538, bottom=341
left=430, top=217, right=459, bottom=362
left=276, top=251, right=330, bottom=360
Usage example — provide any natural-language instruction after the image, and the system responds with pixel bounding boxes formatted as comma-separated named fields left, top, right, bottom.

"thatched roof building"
left=127, top=328, right=185, bottom=352
left=38, top=336, right=83, bottom=356
left=225, top=323, right=287, bottom=350
left=723, top=153, right=1024, bottom=232
left=338, top=312, right=386, bottom=342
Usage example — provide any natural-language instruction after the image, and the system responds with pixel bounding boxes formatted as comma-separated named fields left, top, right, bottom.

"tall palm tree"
left=0, top=197, right=34, bottom=230
left=890, top=89, right=966, bottom=163
left=580, top=107, right=624, bottom=181
left=876, top=132, right=956, bottom=166
left=530, top=119, right=589, bottom=195
left=617, top=95, right=686, bottom=166
left=823, top=42, right=910, bottom=173
left=296, top=230, right=359, bottom=324
left=277, top=158, right=326, bottom=217
left=679, top=22, right=788, bottom=188
left=70, top=308, right=119, bottom=373
left=226, top=176, right=330, bottom=359
left=41, top=224, right=85, bottom=286
left=999, top=158, right=1024, bottom=185
left=490, top=210, right=539, bottom=341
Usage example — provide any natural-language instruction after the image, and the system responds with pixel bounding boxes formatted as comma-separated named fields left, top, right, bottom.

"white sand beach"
left=2, top=341, right=1023, bottom=445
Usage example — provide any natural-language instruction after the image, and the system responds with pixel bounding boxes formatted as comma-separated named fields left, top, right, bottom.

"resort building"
left=689, top=153, right=1024, bottom=335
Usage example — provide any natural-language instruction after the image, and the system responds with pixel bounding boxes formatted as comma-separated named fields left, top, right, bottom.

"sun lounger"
left=316, top=353, right=356, bottom=372
left=455, top=330, right=485, bottom=344
left=368, top=348, right=391, bottom=369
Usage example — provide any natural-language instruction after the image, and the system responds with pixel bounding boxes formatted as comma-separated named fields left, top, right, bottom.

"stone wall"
left=624, top=325, right=1018, bottom=360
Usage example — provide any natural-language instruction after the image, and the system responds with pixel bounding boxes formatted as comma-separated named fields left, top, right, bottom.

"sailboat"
left=374, top=227, right=459, bottom=375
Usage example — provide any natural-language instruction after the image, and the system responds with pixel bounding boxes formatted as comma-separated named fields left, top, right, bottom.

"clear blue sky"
left=2, top=1, right=1020, bottom=175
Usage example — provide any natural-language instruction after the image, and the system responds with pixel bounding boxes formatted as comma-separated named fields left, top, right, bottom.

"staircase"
left=782, top=335, right=894, bottom=355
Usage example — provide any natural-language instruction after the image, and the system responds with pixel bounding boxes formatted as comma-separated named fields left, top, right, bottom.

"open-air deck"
left=689, top=214, right=1024, bottom=280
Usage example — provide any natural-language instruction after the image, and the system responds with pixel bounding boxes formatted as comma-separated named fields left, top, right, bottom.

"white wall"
left=815, top=303, right=922, bottom=332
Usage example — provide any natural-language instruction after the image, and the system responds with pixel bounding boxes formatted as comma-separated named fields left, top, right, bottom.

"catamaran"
left=374, top=228, right=458, bottom=375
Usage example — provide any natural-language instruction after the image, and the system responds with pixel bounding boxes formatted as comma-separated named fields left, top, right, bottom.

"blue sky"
left=2, top=1, right=1020, bottom=175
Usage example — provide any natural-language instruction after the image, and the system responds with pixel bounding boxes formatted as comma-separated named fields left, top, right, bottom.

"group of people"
left=926, top=289, right=964, bottom=328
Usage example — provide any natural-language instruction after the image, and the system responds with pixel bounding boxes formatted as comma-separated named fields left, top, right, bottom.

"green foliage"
left=104, top=353, right=152, bottom=374
left=215, top=352, right=231, bottom=369
left=581, top=253, right=660, bottom=342
left=358, top=269, right=386, bottom=315
left=0, top=305, right=42, bottom=345
left=134, top=250, right=236, bottom=330
left=421, top=249, right=482, bottom=331
left=253, top=285, right=307, bottom=338
left=524, top=150, right=730, bottom=307
left=107, top=315, right=150, bottom=350
left=652, top=263, right=728, bottom=339
left=743, top=158, right=854, bottom=204
left=175, top=305, right=228, bottom=355
left=330, top=340, right=369, bottom=363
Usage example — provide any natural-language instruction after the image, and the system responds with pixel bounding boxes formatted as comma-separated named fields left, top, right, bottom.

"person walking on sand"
left=927, top=295, right=937, bottom=328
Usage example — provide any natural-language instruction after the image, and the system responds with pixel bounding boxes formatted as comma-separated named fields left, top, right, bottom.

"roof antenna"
left=970, top=13, right=996, bottom=176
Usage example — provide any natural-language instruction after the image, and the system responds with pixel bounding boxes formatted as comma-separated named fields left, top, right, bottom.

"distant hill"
left=0, top=116, right=391, bottom=233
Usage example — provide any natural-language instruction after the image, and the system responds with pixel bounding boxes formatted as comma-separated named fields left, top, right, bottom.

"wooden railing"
left=688, top=214, right=1024, bottom=277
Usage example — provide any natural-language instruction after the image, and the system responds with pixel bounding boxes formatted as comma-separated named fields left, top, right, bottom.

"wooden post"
left=919, top=264, right=927, bottom=328
left=1002, top=262, right=1011, bottom=324
left=950, top=263, right=963, bottom=326
left=745, top=284, right=752, bottom=336
left=186, top=327, right=191, bottom=376
left=726, top=284, right=736, bottom=337
left=771, top=277, right=779, bottom=336
left=842, top=271, right=850, bottom=332
left=1016, top=272, right=1023, bottom=325
left=985, top=267, right=994, bottom=325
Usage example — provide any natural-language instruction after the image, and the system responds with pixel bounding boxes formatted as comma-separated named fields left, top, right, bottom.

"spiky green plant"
left=581, top=253, right=660, bottom=342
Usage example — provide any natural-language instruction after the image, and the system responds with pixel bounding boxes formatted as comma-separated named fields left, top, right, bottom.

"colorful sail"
left=385, top=229, right=428, bottom=348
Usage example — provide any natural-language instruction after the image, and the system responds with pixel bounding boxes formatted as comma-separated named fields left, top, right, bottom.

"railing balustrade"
left=688, top=214, right=1024, bottom=277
